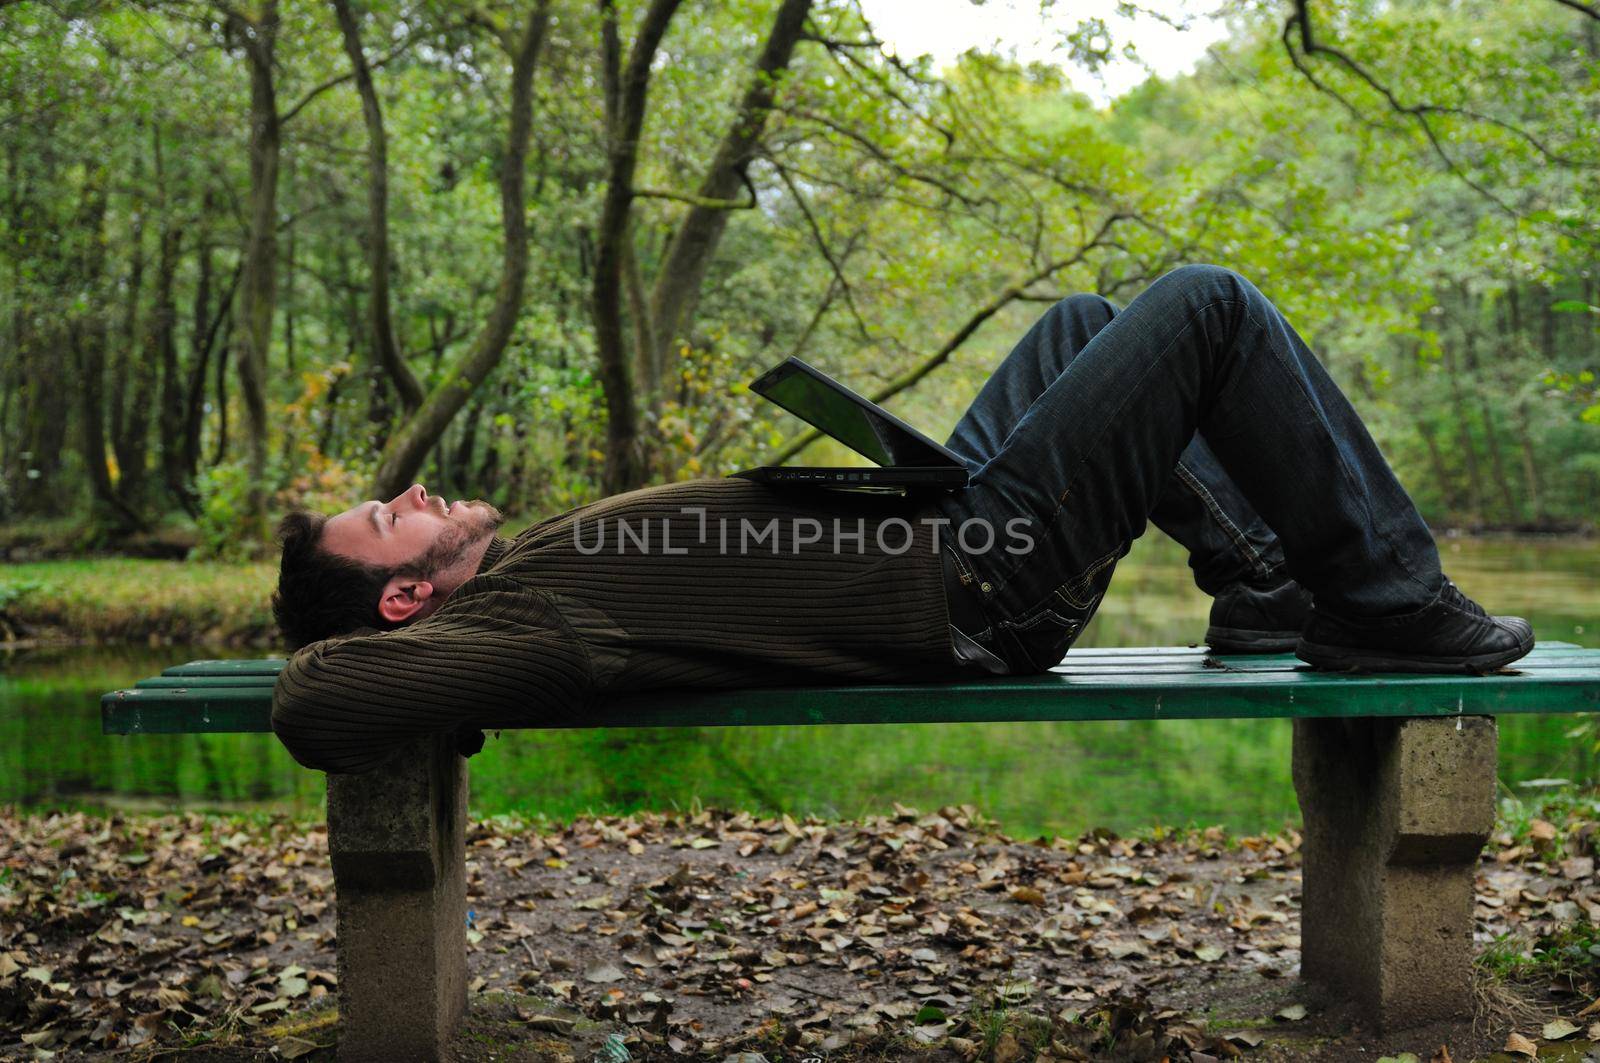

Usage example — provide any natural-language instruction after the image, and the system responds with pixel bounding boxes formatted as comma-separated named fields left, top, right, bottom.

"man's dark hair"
left=272, top=510, right=407, bottom=650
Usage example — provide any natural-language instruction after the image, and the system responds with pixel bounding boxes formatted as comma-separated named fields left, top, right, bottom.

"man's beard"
left=398, top=500, right=506, bottom=580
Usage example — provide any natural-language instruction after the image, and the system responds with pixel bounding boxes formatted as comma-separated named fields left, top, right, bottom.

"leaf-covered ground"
left=4, top=803, right=1600, bottom=1062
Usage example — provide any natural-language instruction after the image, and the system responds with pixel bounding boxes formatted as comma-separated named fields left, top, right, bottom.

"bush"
left=190, top=461, right=278, bottom=562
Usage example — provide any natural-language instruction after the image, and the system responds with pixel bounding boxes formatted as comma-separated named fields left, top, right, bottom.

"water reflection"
left=3, top=535, right=1596, bottom=837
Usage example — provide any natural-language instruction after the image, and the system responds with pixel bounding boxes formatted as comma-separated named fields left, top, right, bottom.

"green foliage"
left=1478, top=920, right=1600, bottom=984
left=0, top=0, right=1596, bottom=537
left=0, top=576, right=54, bottom=613
left=192, top=461, right=286, bottom=563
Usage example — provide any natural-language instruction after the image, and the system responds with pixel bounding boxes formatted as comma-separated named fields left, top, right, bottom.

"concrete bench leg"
left=327, top=736, right=468, bottom=1061
left=1292, top=716, right=1496, bottom=1030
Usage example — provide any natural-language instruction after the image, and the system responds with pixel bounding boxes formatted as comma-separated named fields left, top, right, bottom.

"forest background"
left=2, top=0, right=1598, bottom=560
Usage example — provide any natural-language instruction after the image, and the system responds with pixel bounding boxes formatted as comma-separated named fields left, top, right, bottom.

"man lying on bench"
left=268, top=264, right=1535, bottom=774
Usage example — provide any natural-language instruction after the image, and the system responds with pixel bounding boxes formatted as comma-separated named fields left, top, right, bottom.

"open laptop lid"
left=749, top=357, right=966, bottom=469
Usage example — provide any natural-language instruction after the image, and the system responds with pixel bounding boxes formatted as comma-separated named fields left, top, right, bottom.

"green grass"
left=1497, top=786, right=1600, bottom=857
left=1478, top=920, right=1600, bottom=985
left=1479, top=786, right=1600, bottom=986
left=0, top=558, right=277, bottom=644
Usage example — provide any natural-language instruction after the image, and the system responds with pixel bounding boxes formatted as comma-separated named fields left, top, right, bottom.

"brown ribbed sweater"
left=271, top=479, right=959, bottom=773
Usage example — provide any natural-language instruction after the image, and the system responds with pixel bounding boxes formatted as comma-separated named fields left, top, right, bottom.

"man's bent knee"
left=1051, top=292, right=1118, bottom=329
left=1158, top=262, right=1250, bottom=300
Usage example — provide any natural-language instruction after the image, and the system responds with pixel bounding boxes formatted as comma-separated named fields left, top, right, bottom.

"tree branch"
left=1550, top=0, right=1599, bottom=17
left=633, top=176, right=758, bottom=211
left=1281, top=0, right=1593, bottom=221
left=762, top=212, right=1130, bottom=464
left=813, top=13, right=956, bottom=148
left=280, top=17, right=436, bottom=125
left=776, top=104, right=991, bottom=209
left=1284, top=4, right=1515, bottom=214
left=773, top=161, right=871, bottom=343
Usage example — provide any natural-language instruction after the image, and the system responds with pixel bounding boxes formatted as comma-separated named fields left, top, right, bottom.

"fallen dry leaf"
left=584, top=963, right=624, bottom=983
left=1542, top=1018, right=1580, bottom=1041
left=992, top=1031, right=1025, bottom=1063
left=516, top=1014, right=577, bottom=1034
left=2, top=800, right=1590, bottom=1060
left=1503, top=1031, right=1538, bottom=1057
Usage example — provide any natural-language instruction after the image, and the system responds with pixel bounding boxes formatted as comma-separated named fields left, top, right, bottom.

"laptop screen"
left=751, top=358, right=959, bottom=467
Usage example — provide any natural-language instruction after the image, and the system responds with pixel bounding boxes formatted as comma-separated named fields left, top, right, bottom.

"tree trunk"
left=1460, top=316, right=1516, bottom=520
left=228, top=1, right=282, bottom=545
left=449, top=395, right=487, bottom=495
left=120, top=128, right=180, bottom=516
left=1540, top=283, right=1557, bottom=359
left=369, top=1, right=554, bottom=498
left=1476, top=401, right=1516, bottom=520
left=213, top=331, right=231, bottom=468
left=644, top=0, right=813, bottom=371
left=623, top=224, right=659, bottom=402
left=592, top=0, right=688, bottom=494
left=330, top=0, right=424, bottom=411
left=317, top=368, right=346, bottom=458
left=1416, top=420, right=1462, bottom=518
left=283, top=154, right=297, bottom=378
left=1440, top=345, right=1484, bottom=525
left=475, top=428, right=501, bottom=494
left=110, top=189, right=147, bottom=492
left=3, top=142, right=73, bottom=516
left=1514, top=403, right=1544, bottom=524
left=152, top=223, right=185, bottom=515
left=70, top=170, right=143, bottom=532
left=182, top=241, right=241, bottom=515
left=1591, top=275, right=1599, bottom=364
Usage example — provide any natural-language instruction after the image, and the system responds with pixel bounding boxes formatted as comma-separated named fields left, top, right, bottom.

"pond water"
left=3, top=535, right=1597, bottom=838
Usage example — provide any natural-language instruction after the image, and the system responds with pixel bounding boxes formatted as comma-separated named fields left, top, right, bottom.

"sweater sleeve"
left=270, top=577, right=592, bottom=774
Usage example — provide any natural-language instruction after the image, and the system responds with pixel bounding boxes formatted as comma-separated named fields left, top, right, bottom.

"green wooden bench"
left=103, top=642, right=1600, bottom=1060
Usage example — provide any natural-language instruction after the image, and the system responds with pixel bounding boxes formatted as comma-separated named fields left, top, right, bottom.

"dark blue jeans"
left=934, top=264, right=1444, bottom=673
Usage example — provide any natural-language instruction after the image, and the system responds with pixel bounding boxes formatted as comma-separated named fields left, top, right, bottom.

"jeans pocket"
left=995, top=549, right=1121, bottom=672
left=1054, top=546, right=1121, bottom=610
left=996, top=605, right=1083, bottom=672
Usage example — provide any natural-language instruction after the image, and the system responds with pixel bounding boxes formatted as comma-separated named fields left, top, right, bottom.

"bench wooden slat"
left=127, top=649, right=1600, bottom=688
left=162, top=658, right=288, bottom=677
left=135, top=676, right=280, bottom=690
left=153, top=641, right=1586, bottom=676
left=102, top=643, right=1600, bottom=735
left=151, top=648, right=1301, bottom=677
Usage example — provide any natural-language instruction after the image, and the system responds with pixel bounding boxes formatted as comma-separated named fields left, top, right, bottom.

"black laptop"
left=731, top=357, right=969, bottom=490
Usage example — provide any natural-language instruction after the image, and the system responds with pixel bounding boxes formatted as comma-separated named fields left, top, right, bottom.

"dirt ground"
left=4, top=804, right=1599, bottom=1061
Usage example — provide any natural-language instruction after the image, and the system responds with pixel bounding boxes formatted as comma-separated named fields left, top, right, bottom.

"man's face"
left=322, top=483, right=502, bottom=574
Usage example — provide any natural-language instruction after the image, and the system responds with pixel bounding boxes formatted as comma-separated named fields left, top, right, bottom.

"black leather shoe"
left=1206, top=578, right=1312, bottom=654
left=1296, top=577, right=1534, bottom=674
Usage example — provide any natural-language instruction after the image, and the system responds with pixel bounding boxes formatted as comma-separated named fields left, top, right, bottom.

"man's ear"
left=378, top=577, right=435, bottom=624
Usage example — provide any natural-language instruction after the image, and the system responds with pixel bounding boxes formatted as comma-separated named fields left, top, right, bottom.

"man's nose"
left=386, top=484, right=428, bottom=509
